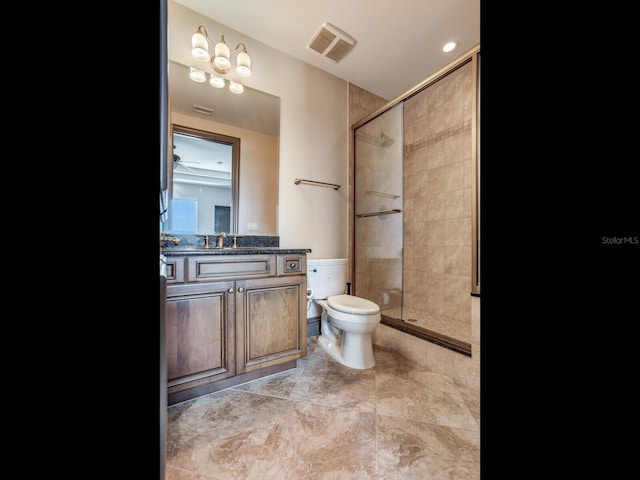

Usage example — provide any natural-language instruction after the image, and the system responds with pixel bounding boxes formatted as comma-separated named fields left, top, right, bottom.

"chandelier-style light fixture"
left=189, top=25, right=252, bottom=94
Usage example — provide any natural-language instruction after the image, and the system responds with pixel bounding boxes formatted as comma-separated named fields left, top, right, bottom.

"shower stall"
left=353, top=47, right=480, bottom=355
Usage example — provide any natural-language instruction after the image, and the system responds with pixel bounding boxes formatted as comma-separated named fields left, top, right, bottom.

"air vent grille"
left=306, top=22, right=356, bottom=63
left=192, top=105, right=213, bottom=115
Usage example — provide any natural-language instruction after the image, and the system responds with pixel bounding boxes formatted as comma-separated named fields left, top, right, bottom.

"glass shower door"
left=353, top=103, right=404, bottom=319
left=353, top=53, right=477, bottom=356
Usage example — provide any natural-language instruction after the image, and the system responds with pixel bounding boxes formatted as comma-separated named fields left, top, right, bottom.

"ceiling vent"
left=306, top=22, right=356, bottom=63
left=192, top=105, right=213, bottom=116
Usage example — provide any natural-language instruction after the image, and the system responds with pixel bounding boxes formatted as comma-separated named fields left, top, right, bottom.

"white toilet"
left=307, top=259, right=381, bottom=369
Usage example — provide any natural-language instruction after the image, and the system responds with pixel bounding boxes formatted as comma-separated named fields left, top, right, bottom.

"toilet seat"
left=327, top=294, right=380, bottom=315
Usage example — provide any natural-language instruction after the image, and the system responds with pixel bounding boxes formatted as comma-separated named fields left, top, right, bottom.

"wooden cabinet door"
left=236, top=275, right=307, bottom=373
left=166, top=280, right=236, bottom=394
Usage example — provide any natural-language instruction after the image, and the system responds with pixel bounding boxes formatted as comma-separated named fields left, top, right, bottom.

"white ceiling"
left=175, top=0, right=480, bottom=101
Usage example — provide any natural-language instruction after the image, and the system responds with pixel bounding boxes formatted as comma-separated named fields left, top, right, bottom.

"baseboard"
left=168, top=360, right=298, bottom=406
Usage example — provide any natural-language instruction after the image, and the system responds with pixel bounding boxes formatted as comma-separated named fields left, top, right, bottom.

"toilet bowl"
left=307, top=259, right=381, bottom=369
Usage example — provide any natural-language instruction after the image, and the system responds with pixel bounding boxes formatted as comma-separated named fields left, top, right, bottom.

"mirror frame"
left=168, top=124, right=240, bottom=234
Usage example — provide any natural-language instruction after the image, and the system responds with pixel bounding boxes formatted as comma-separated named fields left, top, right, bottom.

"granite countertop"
left=162, top=247, right=311, bottom=256
left=160, top=234, right=310, bottom=256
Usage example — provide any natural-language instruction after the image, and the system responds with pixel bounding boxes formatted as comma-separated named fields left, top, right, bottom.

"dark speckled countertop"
left=161, top=234, right=311, bottom=256
left=162, top=247, right=311, bottom=256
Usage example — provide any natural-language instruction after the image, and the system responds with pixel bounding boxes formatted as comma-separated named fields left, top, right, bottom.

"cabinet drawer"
left=165, top=257, right=185, bottom=284
left=187, top=255, right=276, bottom=282
left=277, top=254, right=307, bottom=276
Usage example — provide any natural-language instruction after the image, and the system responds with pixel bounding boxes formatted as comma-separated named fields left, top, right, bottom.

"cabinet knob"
left=237, top=287, right=244, bottom=292
left=290, top=263, right=297, bottom=268
left=228, top=288, right=234, bottom=293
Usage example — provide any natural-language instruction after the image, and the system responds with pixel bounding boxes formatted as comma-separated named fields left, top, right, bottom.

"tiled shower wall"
left=403, top=62, right=473, bottom=341
left=347, top=84, right=389, bottom=284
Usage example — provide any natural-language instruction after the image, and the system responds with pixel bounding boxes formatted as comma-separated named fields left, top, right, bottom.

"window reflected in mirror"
left=166, top=60, right=280, bottom=235
left=167, top=125, right=239, bottom=234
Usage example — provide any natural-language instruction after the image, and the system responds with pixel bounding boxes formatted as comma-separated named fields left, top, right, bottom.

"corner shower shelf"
left=365, top=190, right=400, bottom=199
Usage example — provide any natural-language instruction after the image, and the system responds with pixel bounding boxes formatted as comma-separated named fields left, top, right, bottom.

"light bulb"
left=229, top=81, right=244, bottom=94
left=191, top=31, right=210, bottom=62
left=214, top=39, right=231, bottom=70
left=235, top=51, right=252, bottom=77
left=189, top=67, right=206, bottom=82
left=209, top=74, right=225, bottom=88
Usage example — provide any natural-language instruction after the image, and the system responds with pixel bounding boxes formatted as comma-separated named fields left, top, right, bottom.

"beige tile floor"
left=166, top=336, right=480, bottom=479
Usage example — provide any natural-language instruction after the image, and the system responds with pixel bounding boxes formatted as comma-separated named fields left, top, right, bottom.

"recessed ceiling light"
left=442, top=41, right=457, bottom=53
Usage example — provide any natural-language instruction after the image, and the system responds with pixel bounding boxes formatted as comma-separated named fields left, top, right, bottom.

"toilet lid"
left=327, top=294, right=380, bottom=314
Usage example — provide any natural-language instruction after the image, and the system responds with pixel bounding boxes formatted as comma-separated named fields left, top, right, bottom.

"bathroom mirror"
left=164, top=59, right=280, bottom=235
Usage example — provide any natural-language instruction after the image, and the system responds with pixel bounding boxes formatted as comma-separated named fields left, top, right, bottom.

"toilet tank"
left=307, top=258, right=348, bottom=300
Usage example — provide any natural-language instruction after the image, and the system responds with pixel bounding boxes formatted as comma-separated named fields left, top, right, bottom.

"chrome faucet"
left=216, top=232, right=227, bottom=248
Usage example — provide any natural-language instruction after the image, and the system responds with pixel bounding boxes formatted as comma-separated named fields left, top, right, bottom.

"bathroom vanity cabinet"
left=164, top=252, right=307, bottom=405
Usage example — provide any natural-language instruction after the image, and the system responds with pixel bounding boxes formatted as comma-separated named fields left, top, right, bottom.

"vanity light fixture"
left=190, top=25, right=252, bottom=94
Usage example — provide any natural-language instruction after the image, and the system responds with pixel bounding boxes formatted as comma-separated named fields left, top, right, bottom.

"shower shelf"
left=294, top=178, right=341, bottom=190
left=356, top=208, right=402, bottom=218
left=366, top=190, right=400, bottom=199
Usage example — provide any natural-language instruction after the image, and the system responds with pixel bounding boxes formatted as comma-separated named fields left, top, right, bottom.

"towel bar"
left=356, top=209, right=402, bottom=218
left=294, top=178, right=341, bottom=190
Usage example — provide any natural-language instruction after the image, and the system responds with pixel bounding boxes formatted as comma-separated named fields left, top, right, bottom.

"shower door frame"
left=351, top=45, right=480, bottom=357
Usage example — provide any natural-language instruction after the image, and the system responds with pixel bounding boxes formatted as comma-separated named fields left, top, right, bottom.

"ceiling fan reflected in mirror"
left=173, top=144, right=200, bottom=172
